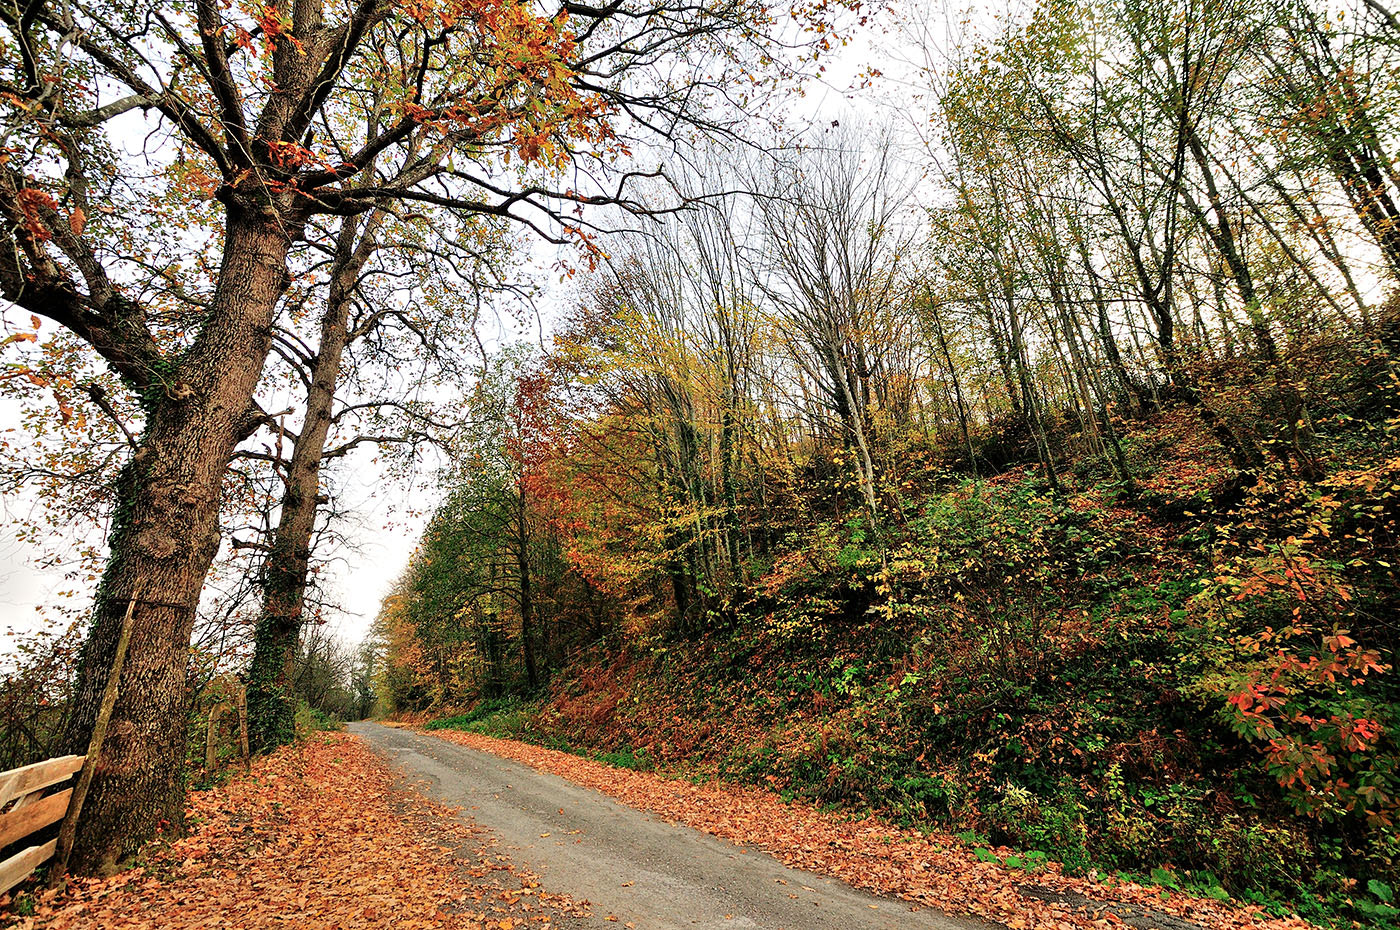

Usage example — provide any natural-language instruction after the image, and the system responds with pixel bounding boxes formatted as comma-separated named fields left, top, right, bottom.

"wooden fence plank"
left=0, top=839, right=56, bottom=897
left=0, top=789, right=72, bottom=851
left=0, top=757, right=84, bottom=809
left=6, top=791, right=42, bottom=813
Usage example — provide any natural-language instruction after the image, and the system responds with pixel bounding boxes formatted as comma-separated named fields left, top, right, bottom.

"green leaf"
left=1150, top=867, right=1180, bottom=890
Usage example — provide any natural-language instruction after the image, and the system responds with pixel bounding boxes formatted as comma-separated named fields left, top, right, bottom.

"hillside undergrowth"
left=413, top=399, right=1400, bottom=928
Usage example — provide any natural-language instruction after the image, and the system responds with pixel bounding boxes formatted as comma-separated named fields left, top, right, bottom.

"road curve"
left=351, top=721, right=1001, bottom=930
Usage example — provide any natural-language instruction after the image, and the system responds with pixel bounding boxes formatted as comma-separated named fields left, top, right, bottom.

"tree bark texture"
left=60, top=211, right=293, bottom=872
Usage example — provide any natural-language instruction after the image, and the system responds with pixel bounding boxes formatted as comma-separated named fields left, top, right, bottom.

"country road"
left=352, top=722, right=1000, bottom=930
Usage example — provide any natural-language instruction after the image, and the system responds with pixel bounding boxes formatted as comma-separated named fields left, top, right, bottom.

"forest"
left=374, top=2, right=1400, bottom=925
left=0, top=0, right=1397, bottom=927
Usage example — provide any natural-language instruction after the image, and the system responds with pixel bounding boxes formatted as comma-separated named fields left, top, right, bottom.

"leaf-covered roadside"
left=421, top=727, right=1310, bottom=930
left=3, top=734, right=589, bottom=930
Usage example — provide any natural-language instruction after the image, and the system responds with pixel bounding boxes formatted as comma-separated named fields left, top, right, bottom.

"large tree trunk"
left=60, top=211, right=293, bottom=873
left=246, top=214, right=378, bottom=752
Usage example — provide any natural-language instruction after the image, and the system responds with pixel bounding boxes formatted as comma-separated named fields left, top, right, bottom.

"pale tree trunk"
left=824, top=336, right=882, bottom=540
left=1004, top=287, right=1059, bottom=491
left=61, top=211, right=293, bottom=872
left=1185, top=129, right=1316, bottom=474
left=929, top=301, right=975, bottom=474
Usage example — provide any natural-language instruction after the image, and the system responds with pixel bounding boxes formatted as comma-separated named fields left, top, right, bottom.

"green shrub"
left=426, top=696, right=548, bottom=742
left=295, top=703, right=343, bottom=735
left=426, top=696, right=526, bottom=730
left=594, top=746, right=653, bottom=771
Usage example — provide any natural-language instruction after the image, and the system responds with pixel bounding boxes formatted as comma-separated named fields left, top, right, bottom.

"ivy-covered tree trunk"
left=247, top=215, right=376, bottom=752
left=243, top=302, right=345, bottom=750
left=61, top=211, right=293, bottom=873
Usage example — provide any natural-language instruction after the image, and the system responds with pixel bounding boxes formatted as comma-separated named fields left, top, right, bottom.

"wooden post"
left=204, top=704, right=225, bottom=771
left=50, top=586, right=141, bottom=887
left=235, top=684, right=250, bottom=770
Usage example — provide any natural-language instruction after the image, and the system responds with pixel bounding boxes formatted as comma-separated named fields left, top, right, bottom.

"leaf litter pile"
left=5, top=733, right=589, bottom=930
left=423, top=728, right=1312, bottom=930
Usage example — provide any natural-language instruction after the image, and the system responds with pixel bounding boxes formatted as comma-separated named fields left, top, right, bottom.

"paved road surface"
left=352, top=722, right=1001, bottom=930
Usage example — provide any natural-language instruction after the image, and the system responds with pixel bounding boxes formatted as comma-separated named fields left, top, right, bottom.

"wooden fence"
left=0, top=587, right=143, bottom=895
left=0, top=755, right=84, bottom=896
